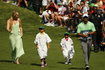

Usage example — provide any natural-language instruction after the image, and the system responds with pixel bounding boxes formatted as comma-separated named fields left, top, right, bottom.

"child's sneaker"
left=68, top=62, right=72, bottom=65
left=44, top=63, right=47, bottom=66
left=65, top=61, right=68, bottom=64
left=41, top=62, right=45, bottom=67
left=41, top=64, right=45, bottom=67
left=68, top=59, right=72, bottom=65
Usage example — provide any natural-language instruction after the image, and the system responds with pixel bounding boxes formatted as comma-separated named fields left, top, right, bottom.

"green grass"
left=0, top=2, right=105, bottom=70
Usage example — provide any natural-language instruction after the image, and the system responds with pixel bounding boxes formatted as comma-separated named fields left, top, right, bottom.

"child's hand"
left=47, top=43, right=50, bottom=48
left=19, top=32, right=23, bottom=37
left=61, top=48, right=64, bottom=51
left=48, top=46, right=50, bottom=49
left=21, top=33, right=23, bottom=37
left=36, top=45, right=39, bottom=49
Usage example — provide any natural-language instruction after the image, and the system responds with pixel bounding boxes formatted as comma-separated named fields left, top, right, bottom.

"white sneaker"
left=85, top=64, right=89, bottom=69
left=51, top=23, right=55, bottom=27
left=68, top=62, right=72, bottom=65
left=65, top=62, right=68, bottom=64
left=44, top=23, right=51, bottom=26
left=39, top=15, right=42, bottom=18
left=41, top=62, right=45, bottom=67
left=11, top=2, right=17, bottom=5
left=41, top=64, right=45, bottom=67
left=59, top=25, right=63, bottom=27
left=45, top=63, right=47, bottom=66
left=6, top=1, right=11, bottom=3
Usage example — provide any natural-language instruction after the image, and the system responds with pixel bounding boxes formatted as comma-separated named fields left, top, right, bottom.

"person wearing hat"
left=34, top=26, right=52, bottom=67
left=60, top=32, right=75, bottom=64
left=77, top=14, right=96, bottom=69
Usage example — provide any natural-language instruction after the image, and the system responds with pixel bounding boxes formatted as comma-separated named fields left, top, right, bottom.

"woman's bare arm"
left=19, top=19, right=23, bottom=36
left=6, top=19, right=11, bottom=32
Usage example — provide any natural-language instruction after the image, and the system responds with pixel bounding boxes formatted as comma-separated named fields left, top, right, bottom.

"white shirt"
left=42, top=0, right=48, bottom=6
left=82, top=6, right=88, bottom=14
left=63, top=0, right=67, bottom=5
left=58, top=6, right=67, bottom=15
left=74, top=0, right=81, bottom=8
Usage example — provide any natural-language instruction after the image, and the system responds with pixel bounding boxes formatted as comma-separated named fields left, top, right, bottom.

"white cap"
left=82, top=14, right=88, bottom=18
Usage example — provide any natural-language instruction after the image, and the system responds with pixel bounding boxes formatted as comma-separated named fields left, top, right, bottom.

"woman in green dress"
left=6, top=11, right=24, bottom=64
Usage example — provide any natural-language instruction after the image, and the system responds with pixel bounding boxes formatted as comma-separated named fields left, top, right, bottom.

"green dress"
left=9, top=21, right=24, bottom=61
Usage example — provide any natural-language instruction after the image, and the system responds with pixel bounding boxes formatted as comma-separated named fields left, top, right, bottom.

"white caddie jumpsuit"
left=34, top=32, right=52, bottom=59
left=60, top=37, right=75, bottom=59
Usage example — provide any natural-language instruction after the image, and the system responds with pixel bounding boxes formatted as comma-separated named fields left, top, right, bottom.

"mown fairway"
left=0, top=2, right=105, bottom=70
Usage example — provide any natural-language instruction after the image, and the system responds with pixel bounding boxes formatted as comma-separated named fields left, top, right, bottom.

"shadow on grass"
left=57, top=61, right=64, bottom=64
left=69, top=67, right=85, bottom=70
left=31, top=63, right=40, bottom=67
left=0, top=60, right=12, bottom=63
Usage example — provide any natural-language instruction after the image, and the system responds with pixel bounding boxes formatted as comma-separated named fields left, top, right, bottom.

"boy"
left=60, top=32, right=75, bottom=64
left=34, top=26, right=52, bottom=67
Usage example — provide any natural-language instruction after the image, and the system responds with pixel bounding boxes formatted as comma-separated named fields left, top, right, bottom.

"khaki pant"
left=81, top=39, right=92, bottom=65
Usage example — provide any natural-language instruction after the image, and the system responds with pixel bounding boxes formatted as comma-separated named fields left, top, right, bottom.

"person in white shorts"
left=34, top=26, right=52, bottom=67
left=60, top=32, right=75, bottom=64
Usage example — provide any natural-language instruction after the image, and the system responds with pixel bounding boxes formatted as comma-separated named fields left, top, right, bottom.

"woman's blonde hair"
left=12, top=10, right=20, bottom=20
left=9, top=10, right=20, bottom=29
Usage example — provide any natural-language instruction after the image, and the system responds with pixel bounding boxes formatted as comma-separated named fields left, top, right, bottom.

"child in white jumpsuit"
left=60, top=32, right=75, bottom=64
left=34, top=26, right=52, bottom=67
